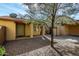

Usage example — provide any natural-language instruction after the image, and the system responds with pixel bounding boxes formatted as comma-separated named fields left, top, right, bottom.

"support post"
left=29, top=23, right=33, bottom=38
left=42, top=26, right=45, bottom=35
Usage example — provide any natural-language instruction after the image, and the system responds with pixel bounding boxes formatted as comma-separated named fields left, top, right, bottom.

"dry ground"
left=4, top=35, right=79, bottom=56
left=45, top=35, right=79, bottom=56
left=4, top=36, right=50, bottom=56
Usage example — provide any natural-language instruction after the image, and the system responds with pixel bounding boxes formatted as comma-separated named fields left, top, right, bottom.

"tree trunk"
left=51, top=14, right=56, bottom=47
left=50, top=3, right=58, bottom=47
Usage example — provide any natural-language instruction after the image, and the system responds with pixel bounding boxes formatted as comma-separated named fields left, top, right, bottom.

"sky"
left=0, top=3, right=79, bottom=20
left=0, top=3, right=28, bottom=16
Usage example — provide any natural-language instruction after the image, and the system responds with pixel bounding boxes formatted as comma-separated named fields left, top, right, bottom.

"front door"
left=16, top=24, right=25, bottom=37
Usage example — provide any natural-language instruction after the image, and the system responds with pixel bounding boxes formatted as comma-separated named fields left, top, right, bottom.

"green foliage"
left=0, top=46, right=6, bottom=56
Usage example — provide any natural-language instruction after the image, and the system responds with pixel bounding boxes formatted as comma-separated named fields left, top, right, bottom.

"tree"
left=9, top=13, right=17, bottom=18
left=23, top=3, right=58, bottom=47
left=23, top=3, right=79, bottom=47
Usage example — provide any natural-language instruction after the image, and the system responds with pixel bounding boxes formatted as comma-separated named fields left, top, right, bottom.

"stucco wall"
left=53, top=28, right=57, bottom=36
left=0, top=20, right=16, bottom=40
left=53, top=25, right=79, bottom=36
left=58, top=26, right=68, bottom=35
left=42, top=26, right=46, bottom=35
left=33, top=25, right=41, bottom=36
left=53, top=25, right=68, bottom=36
left=25, top=23, right=33, bottom=38
left=38, top=26, right=41, bottom=35
left=33, top=25, right=46, bottom=36
left=25, top=24, right=30, bottom=36
left=66, top=25, right=79, bottom=35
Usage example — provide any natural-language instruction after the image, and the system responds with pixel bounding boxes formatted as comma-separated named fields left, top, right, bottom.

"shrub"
left=0, top=46, right=6, bottom=56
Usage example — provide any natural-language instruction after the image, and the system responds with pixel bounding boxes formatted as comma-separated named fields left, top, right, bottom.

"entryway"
left=16, top=24, right=25, bottom=37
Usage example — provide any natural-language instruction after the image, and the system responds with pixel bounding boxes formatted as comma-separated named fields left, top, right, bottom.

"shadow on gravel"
left=4, top=36, right=50, bottom=56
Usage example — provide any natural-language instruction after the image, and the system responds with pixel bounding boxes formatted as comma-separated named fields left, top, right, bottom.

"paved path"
left=45, top=35, right=79, bottom=42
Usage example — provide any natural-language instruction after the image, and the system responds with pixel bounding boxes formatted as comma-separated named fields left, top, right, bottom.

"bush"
left=0, top=46, right=6, bottom=56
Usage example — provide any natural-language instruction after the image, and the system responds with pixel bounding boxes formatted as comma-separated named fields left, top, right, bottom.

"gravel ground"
left=18, top=45, right=60, bottom=56
left=54, top=41, right=79, bottom=56
left=45, top=35, right=79, bottom=56
left=4, top=36, right=51, bottom=56
left=4, top=35, right=79, bottom=56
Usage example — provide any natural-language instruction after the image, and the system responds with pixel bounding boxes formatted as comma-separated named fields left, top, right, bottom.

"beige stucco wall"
left=53, top=28, right=57, bottom=36
left=54, top=16, right=75, bottom=36
left=54, top=25, right=68, bottom=36
left=66, top=25, right=79, bottom=35
left=25, top=23, right=33, bottom=38
left=33, top=25, right=46, bottom=36
left=0, top=20, right=16, bottom=40
left=25, top=24, right=30, bottom=36
left=38, top=26, right=41, bottom=35
left=33, top=25, right=41, bottom=36
left=42, top=26, right=46, bottom=35
left=55, top=26, right=60, bottom=36
left=59, top=26, right=68, bottom=35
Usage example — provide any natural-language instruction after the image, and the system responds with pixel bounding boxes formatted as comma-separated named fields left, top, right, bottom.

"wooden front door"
left=16, top=24, right=25, bottom=37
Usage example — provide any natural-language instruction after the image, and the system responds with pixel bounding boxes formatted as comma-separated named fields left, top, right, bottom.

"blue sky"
left=0, top=3, right=79, bottom=20
left=0, top=3, right=28, bottom=16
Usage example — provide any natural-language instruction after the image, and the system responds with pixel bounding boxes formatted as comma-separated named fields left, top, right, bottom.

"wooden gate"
left=0, top=26, right=6, bottom=45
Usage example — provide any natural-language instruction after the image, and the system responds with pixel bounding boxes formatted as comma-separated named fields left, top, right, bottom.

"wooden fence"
left=0, top=26, right=6, bottom=45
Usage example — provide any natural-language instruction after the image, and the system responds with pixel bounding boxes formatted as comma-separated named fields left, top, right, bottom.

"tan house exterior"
left=64, top=22, right=79, bottom=36
left=0, top=16, right=46, bottom=41
left=53, top=16, right=76, bottom=36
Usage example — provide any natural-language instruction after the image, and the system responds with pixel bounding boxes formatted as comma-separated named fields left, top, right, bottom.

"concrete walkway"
left=44, top=35, right=79, bottom=42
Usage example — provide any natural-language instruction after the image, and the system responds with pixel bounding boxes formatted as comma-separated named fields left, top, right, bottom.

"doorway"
left=16, top=24, right=25, bottom=37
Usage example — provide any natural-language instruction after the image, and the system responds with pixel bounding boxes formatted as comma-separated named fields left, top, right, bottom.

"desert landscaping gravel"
left=18, top=45, right=60, bottom=56
left=4, top=35, right=79, bottom=56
